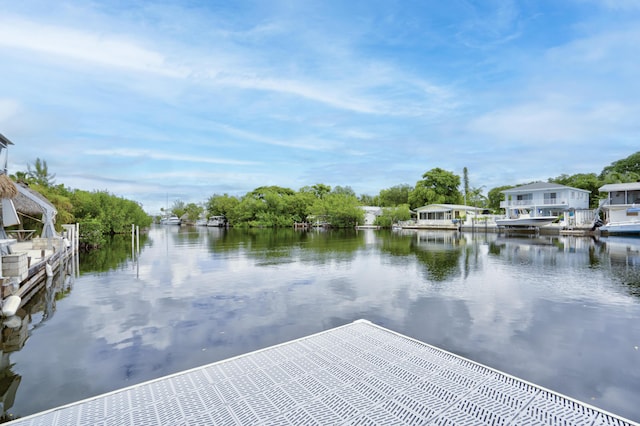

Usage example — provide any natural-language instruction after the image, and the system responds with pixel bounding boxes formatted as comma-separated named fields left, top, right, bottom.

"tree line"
left=11, top=159, right=152, bottom=248
left=170, top=151, right=640, bottom=228
left=12, top=151, right=640, bottom=236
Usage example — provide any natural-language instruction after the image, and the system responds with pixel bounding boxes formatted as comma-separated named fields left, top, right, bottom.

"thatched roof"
left=0, top=133, right=14, bottom=148
left=0, top=174, right=18, bottom=198
left=9, top=183, right=56, bottom=216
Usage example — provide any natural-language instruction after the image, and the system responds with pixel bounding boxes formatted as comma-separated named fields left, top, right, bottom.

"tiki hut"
left=1, top=183, right=58, bottom=239
left=0, top=134, right=57, bottom=241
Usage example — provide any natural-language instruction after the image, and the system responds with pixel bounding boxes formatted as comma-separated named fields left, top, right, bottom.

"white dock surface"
left=8, top=320, right=637, bottom=425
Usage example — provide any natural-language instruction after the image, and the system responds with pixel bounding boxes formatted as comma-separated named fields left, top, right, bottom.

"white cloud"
left=85, top=149, right=260, bottom=166
left=0, top=12, right=454, bottom=118
left=0, top=16, right=189, bottom=78
left=213, top=124, right=340, bottom=151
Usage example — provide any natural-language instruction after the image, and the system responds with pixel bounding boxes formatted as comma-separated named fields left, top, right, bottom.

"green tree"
left=466, top=187, right=487, bottom=208
left=332, top=185, right=356, bottom=197
left=599, top=151, right=640, bottom=179
left=171, top=200, right=186, bottom=218
left=374, top=204, right=412, bottom=227
left=358, top=194, right=377, bottom=205
left=228, top=186, right=299, bottom=227
left=206, top=194, right=240, bottom=218
left=27, top=158, right=56, bottom=187
left=378, top=184, right=411, bottom=207
left=290, top=191, right=316, bottom=223
left=184, top=203, right=203, bottom=222
left=408, top=168, right=463, bottom=209
left=308, top=183, right=331, bottom=199
left=486, top=185, right=514, bottom=212
left=9, top=171, right=29, bottom=184
left=70, top=189, right=151, bottom=236
left=463, top=167, right=469, bottom=204
left=308, top=192, right=363, bottom=228
left=549, top=173, right=602, bottom=208
left=600, top=170, right=640, bottom=185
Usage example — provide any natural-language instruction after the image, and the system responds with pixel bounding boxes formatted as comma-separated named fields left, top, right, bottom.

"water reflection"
left=0, top=260, right=75, bottom=422
left=79, top=233, right=150, bottom=273
left=3, top=227, right=640, bottom=422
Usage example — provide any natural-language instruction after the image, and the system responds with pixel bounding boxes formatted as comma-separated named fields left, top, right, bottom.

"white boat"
left=160, top=215, right=182, bottom=225
left=207, top=216, right=226, bottom=227
left=195, top=218, right=208, bottom=226
left=496, top=209, right=557, bottom=228
left=597, top=182, right=640, bottom=235
left=598, top=207, right=640, bottom=235
left=599, top=221, right=640, bottom=235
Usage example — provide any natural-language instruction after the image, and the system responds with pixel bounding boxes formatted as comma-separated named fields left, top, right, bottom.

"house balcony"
left=500, top=199, right=568, bottom=208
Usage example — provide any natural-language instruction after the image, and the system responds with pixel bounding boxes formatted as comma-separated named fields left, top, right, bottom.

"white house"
left=414, top=204, right=483, bottom=228
left=501, top=182, right=591, bottom=225
left=598, top=182, right=640, bottom=230
left=359, top=206, right=383, bottom=226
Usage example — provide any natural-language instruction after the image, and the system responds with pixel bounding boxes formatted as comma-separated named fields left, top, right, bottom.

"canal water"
left=2, top=226, right=640, bottom=422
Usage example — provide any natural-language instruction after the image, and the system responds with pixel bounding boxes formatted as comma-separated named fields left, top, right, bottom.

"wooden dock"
left=5, top=320, right=637, bottom=425
left=2, top=224, right=79, bottom=313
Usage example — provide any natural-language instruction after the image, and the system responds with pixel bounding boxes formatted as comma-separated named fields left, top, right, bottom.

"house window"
left=515, top=194, right=532, bottom=205
left=628, top=190, right=640, bottom=204
left=612, top=191, right=625, bottom=205
left=544, top=192, right=557, bottom=204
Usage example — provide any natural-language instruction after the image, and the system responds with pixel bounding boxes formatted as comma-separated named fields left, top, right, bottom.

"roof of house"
left=502, top=181, right=590, bottom=193
left=415, top=204, right=483, bottom=212
left=599, top=182, right=640, bottom=192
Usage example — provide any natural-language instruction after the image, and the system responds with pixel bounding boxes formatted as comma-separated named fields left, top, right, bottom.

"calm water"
left=3, top=226, right=640, bottom=422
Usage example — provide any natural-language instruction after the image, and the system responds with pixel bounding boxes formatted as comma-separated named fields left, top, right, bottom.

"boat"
left=495, top=208, right=557, bottom=228
left=596, top=182, right=640, bottom=235
left=160, top=215, right=182, bottom=225
left=598, top=207, right=640, bottom=235
left=195, top=218, right=208, bottom=226
left=207, top=216, right=226, bottom=227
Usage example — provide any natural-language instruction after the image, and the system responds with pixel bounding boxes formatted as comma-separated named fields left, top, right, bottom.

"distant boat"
left=160, top=215, right=182, bottom=225
left=195, top=218, right=208, bottom=226
left=207, top=216, right=226, bottom=227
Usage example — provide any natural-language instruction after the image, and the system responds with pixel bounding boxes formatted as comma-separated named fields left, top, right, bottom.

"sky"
left=1, top=0, right=639, bottom=214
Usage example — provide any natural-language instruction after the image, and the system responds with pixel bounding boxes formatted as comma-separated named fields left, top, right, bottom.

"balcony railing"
left=501, top=199, right=567, bottom=208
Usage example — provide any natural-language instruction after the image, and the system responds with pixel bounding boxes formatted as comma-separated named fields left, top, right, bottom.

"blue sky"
left=1, top=0, right=639, bottom=214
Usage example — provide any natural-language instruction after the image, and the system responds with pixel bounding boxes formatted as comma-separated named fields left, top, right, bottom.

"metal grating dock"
left=8, top=320, right=637, bottom=425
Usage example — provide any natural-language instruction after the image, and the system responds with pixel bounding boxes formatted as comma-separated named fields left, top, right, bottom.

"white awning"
left=599, top=182, right=640, bottom=192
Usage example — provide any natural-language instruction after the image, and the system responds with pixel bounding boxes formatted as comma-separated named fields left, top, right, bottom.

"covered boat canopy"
left=5, top=183, right=58, bottom=238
